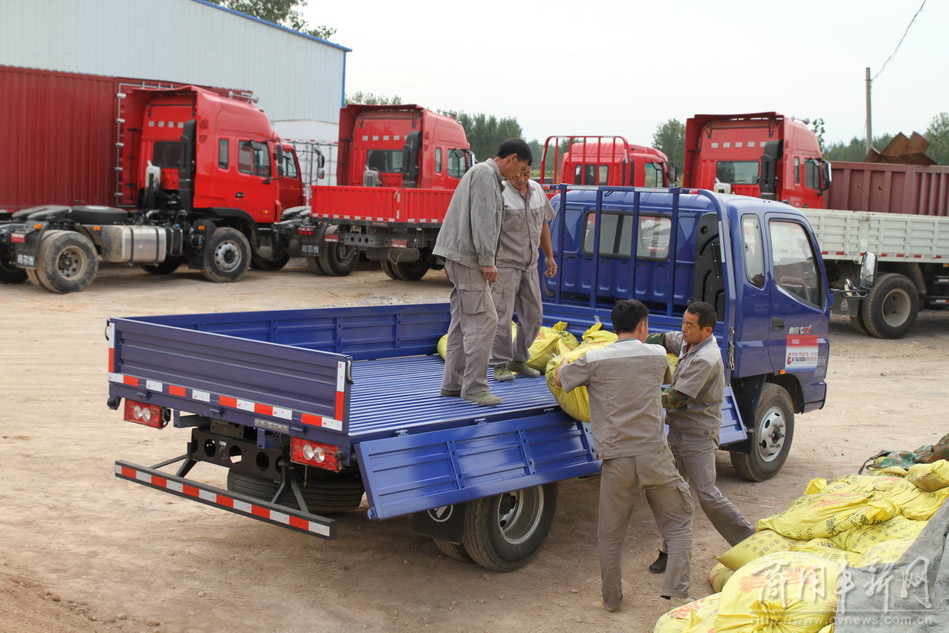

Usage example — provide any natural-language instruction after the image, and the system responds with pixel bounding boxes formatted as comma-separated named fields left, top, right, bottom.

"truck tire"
left=0, top=244, right=27, bottom=284
left=433, top=538, right=471, bottom=562
left=202, top=227, right=250, bottom=283
left=849, top=311, right=869, bottom=336
left=319, top=225, right=358, bottom=276
left=141, top=258, right=183, bottom=275
left=26, top=267, right=50, bottom=290
left=730, top=383, right=794, bottom=482
left=35, top=230, right=98, bottom=294
left=250, top=250, right=291, bottom=271
left=461, top=483, right=557, bottom=572
left=305, top=256, right=328, bottom=275
left=226, top=469, right=364, bottom=515
left=381, top=260, right=399, bottom=280
left=861, top=273, right=919, bottom=339
left=385, top=259, right=429, bottom=282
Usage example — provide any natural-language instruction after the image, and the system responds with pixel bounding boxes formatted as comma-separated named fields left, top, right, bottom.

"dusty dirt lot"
left=2, top=259, right=947, bottom=633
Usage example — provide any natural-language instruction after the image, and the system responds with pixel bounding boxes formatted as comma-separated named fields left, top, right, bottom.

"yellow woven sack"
left=709, top=562, right=735, bottom=593
left=544, top=330, right=616, bottom=423
left=901, top=487, right=949, bottom=521
left=805, top=478, right=828, bottom=495
left=870, top=466, right=908, bottom=477
left=833, top=515, right=926, bottom=554
left=654, top=594, right=720, bottom=633
left=906, top=460, right=949, bottom=492
left=437, top=322, right=517, bottom=361
left=717, top=529, right=801, bottom=571
left=817, top=625, right=834, bottom=633
left=581, top=321, right=618, bottom=345
left=715, top=551, right=843, bottom=633
left=756, top=492, right=897, bottom=540
left=527, top=321, right=578, bottom=371
left=856, top=538, right=916, bottom=566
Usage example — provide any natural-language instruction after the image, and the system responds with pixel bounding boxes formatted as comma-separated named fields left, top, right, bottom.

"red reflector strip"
left=123, top=375, right=139, bottom=386
left=108, top=347, right=115, bottom=373
left=220, top=395, right=237, bottom=408
left=11, top=233, right=25, bottom=243
left=335, top=391, right=345, bottom=421
left=252, top=506, right=270, bottom=519
left=169, top=385, right=187, bottom=397
left=254, top=403, right=273, bottom=415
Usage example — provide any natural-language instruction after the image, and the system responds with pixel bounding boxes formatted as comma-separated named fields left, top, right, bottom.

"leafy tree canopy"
left=455, top=113, right=523, bottom=164
left=651, top=119, right=685, bottom=182
left=206, top=0, right=335, bottom=39
left=925, top=113, right=949, bottom=166
left=346, top=92, right=403, bottom=105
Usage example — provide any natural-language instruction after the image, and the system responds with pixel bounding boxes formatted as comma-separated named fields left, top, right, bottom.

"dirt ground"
left=2, top=259, right=947, bottom=633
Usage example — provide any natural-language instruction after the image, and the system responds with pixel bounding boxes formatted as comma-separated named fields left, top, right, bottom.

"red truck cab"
left=118, top=86, right=304, bottom=223
left=540, top=136, right=674, bottom=188
left=337, top=104, right=471, bottom=189
left=683, top=113, right=830, bottom=208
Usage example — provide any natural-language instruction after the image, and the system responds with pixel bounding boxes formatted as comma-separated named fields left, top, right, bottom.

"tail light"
left=123, top=399, right=167, bottom=429
left=290, top=438, right=340, bottom=472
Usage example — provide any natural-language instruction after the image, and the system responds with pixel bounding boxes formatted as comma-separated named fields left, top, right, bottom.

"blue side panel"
left=356, top=412, right=599, bottom=520
left=719, top=387, right=748, bottom=446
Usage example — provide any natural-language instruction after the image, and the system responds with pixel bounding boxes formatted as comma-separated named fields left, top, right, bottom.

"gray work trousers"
left=489, top=266, right=543, bottom=365
left=598, top=452, right=693, bottom=606
left=663, top=430, right=755, bottom=548
left=441, top=259, right=498, bottom=396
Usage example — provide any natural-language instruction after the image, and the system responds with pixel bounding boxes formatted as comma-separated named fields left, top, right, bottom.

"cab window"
left=152, top=141, right=182, bottom=169
left=741, top=215, right=765, bottom=288
left=435, top=147, right=443, bottom=173
left=278, top=150, right=298, bottom=179
left=238, top=141, right=271, bottom=177
left=218, top=139, right=229, bottom=170
left=581, top=211, right=671, bottom=260
left=769, top=220, right=822, bottom=306
left=448, top=149, right=467, bottom=178
left=644, top=162, right=664, bottom=187
left=574, top=164, right=609, bottom=185
left=366, top=149, right=403, bottom=173
left=716, top=161, right=758, bottom=184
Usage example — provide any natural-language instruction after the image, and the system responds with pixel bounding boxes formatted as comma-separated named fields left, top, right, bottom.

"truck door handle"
left=236, top=192, right=244, bottom=199
left=771, top=318, right=784, bottom=332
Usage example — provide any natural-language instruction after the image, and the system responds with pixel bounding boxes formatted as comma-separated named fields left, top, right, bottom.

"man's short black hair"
left=686, top=301, right=717, bottom=329
left=611, top=299, right=649, bottom=335
left=497, top=139, right=533, bottom=165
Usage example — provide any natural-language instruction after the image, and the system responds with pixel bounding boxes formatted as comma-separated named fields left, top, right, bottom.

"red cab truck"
left=683, top=112, right=949, bottom=338
left=0, top=65, right=304, bottom=292
left=282, top=104, right=474, bottom=280
left=539, top=136, right=676, bottom=188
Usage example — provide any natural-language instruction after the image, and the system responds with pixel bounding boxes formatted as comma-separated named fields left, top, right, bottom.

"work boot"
left=665, top=595, right=699, bottom=608
left=440, top=388, right=461, bottom=397
left=649, top=550, right=668, bottom=574
left=462, top=391, right=502, bottom=406
left=493, top=364, right=515, bottom=382
left=507, top=360, right=540, bottom=378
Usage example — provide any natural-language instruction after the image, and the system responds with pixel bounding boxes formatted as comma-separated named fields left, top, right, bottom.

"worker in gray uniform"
left=556, top=300, right=694, bottom=611
left=645, top=301, right=755, bottom=574
left=490, top=163, right=557, bottom=382
left=433, top=139, right=533, bottom=407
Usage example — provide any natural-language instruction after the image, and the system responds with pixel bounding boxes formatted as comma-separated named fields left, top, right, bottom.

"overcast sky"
left=303, top=0, right=946, bottom=149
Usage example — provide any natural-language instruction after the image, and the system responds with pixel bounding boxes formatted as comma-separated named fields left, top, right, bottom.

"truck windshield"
left=770, top=220, right=822, bottom=307
left=716, top=161, right=758, bottom=185
left=581, top=212, right=671, bottom=260
left=366, top=150, right=403, bottom=173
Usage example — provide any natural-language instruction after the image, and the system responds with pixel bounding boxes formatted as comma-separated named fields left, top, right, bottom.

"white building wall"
left=0, top=0, right=347, bottom=140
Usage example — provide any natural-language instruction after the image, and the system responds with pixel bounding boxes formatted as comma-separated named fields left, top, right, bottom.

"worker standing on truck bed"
left=555, top=300, right=694, bottom=611
left=490, top=163, right=557, bottom=382
left=645, top=301, right=755, bottom=575
left=433, top=139, right=533, bottom=407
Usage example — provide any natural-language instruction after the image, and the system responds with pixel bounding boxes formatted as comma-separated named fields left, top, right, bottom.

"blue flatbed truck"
left=109, top=187, right=832, bottom=572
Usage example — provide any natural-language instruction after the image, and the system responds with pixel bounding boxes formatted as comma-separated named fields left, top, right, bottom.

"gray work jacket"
left=433, top=159, right=504, bottom=270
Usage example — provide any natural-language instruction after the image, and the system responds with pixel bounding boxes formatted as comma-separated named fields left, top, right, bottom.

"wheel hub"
left=57, top=246, right=85, bottom=280
left=496, top=488, right=544, bottom=545
left=214, top=242, right=240, bottom=272
left=882, top=289, right=911, bottom=327
left=756, top=406, right=787, bottom=463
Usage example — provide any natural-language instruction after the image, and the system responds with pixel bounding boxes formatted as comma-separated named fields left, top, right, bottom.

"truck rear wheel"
left=202, top=227, right=250, bottom=283
left=861, top=273, right=919, bottom=339
left=35, top=230, right=98, bottom=293
left=849, top=311, right=869, bottom=336
left=433, top=538, right=471, bottom=562
left=226, top=469, right=365, bottom=515
left=250, top=250, right=291, bottom=271
left=461, top=483, right=557, bottom=572
left=382, top=259, right=429, bottom=281
left=319, top=225, right=358, bottom=276
left=730, top=383, right=794, bottom=482
left=305, top=256, right=328, bottom=275
left=141, top=257, right=183, bottom=275
left=0, top=246, right=27, bottom=284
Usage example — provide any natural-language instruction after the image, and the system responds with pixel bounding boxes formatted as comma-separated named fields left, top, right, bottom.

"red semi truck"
left=539, top=136, right=676, bottom=188
left=0, top=65, right=305, bottom=292
left=683, top=112, right=949, bottom=338
left=281, top=104, right=474, bottom=280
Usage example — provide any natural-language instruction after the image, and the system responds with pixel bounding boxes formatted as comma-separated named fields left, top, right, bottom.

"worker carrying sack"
left=544, top=323, right=618, bottom=422
left=527, top=321, right=578, bottom=371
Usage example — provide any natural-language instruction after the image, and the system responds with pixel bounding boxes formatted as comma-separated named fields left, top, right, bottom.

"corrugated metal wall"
left=0, top=0, right=347, bottom=130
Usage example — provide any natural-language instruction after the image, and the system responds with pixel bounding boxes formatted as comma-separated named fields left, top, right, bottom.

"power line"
left=873, top=0, right=927, bottom=81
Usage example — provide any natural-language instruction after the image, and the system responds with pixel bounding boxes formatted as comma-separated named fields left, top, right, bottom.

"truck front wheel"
left=861, top=272, right=919, bottom=339
left=35, top=230, right=98, bottom=293
left=730, top=383, right=795, bottom=482
left=462, top=483, right=557, bottom=572
left=202, top=228, right=250, bottom=283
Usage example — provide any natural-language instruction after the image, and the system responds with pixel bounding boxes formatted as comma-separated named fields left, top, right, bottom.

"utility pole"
left=865, top=67, right=873, bottom=154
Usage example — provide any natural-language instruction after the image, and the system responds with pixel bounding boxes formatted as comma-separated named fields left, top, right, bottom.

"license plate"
left=301, top=244, right=320, bottom=256
left=16, top=253, right=35, bottom=268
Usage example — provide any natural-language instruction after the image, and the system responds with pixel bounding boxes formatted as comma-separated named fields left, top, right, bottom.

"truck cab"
left=683, top=113, right=830, bottom=208
left=543, top=186, right=831, bottom=480
left=540, top=136, right=674, bottom=188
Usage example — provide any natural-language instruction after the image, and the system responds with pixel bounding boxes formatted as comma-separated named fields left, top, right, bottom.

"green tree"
left=925, top=113, right=949, bottom=165
left=206, top=0, right=335, bottom=39
left=822, top=134, right=895, bottom=162
left=346, top=92, right=403, bottom=105
left=651, top=119, right=685, bottom=181
left=811, top=118, right=827, bottom=152
left=455, top=113, right=523, bottom=164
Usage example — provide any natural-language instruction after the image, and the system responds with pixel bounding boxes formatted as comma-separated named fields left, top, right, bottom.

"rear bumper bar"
left=114, top=460, right=336, bottom=539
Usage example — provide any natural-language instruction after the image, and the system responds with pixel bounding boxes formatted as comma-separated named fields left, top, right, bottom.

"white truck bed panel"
left=805, top=209, right=949, bottom=263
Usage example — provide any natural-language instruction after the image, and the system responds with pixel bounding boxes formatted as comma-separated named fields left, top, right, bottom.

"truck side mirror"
left=859, top=252, right=876, bottom=290
left=316, top=150, right=326, bottom=169
left=820, top=159, right=832, bottom=193
left=759, top=140, right=783, bottom=200
left=667, top=163, right=678, bottom=186
left=402, top=131, right=421, bottom=188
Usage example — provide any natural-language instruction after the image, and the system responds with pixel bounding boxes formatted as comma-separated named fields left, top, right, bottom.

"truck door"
left=234, top=139, right=279, bottom=223
left=763, top=214, right=829, bottom=381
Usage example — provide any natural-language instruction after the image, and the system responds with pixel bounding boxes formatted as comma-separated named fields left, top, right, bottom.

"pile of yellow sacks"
left=436, top=321, right=579, bottom=368
left=655, top=460, right=949, bottom=633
